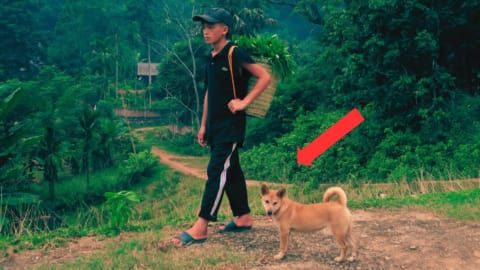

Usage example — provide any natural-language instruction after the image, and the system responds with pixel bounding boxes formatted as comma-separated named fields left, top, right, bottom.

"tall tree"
left=0, top=0, right=47, bottom=81
left=148, top=1, right=211, bottom=128
left=49, top=0, right=141, bottom=81
left=35, top=66, right=74, bottom=200
left=318, top=0, right=480, bottom=140
left=0, top=85, right=39, bottom=192
left=78, top=105, right=100, bottom=187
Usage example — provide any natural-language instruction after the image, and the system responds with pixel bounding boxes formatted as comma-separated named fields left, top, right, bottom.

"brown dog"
left=260, top=184, right=357, bottom=261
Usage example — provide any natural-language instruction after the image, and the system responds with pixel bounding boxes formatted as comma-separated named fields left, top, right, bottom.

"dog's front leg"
left=275, top=226, right=290, bottom=259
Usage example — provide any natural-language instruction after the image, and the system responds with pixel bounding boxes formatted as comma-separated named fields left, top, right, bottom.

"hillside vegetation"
left=1, top=2, right=480, bottom=267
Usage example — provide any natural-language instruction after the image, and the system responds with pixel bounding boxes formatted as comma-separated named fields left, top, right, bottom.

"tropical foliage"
left=103, top=190, right=140, bottom=229
left=0, top=0, right=479, bottom=238
left=243, top=0, right=480, bottom=183
left=235, top=34, right=295, bottom=78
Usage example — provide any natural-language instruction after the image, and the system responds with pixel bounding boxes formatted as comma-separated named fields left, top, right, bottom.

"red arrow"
left=297, top=108, right=364, bottom=166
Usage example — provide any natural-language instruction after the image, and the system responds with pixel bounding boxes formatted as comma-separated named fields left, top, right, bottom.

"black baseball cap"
left=193, top=7, right=234, bottom=29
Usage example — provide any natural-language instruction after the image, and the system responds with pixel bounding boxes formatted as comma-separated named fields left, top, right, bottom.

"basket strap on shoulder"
left=228, top=45, right=238, bottom=99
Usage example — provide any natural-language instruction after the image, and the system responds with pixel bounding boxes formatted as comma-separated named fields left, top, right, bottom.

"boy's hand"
left=228, top=99, right=247, bottom=114
left=197, top=126, right=207, bottom=146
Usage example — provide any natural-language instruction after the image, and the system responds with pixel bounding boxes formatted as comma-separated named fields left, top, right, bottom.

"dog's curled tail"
left=323, top=187, right=347, bottom=207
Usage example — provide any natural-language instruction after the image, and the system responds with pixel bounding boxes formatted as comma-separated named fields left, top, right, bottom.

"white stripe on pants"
left=210, top=143, right=237, bottom=217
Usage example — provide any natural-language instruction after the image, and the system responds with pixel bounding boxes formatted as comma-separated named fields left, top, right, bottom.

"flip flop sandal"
left=219, top=220, right=252, bottom=233
left=174, top=231, right=207, bottom=246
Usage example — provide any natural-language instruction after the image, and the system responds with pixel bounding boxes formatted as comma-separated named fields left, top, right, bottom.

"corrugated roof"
left=137, top=63, right=159, bottom=76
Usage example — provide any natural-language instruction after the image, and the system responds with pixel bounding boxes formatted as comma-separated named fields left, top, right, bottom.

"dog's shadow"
left=213, top=224, right=345, bottom=262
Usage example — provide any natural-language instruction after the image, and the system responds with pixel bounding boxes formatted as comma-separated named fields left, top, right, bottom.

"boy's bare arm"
left=197, top=91, right=208, bottom=146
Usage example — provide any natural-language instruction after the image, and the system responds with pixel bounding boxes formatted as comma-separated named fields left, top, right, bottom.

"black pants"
left=199, top=142, right=251, bottom=221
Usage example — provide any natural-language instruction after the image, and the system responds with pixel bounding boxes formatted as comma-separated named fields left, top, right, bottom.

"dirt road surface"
left=151, top=147, right=480, bottom=270
left=212, top=210, right=480, bottom=270
left=2, top=147, right=479, bottom=269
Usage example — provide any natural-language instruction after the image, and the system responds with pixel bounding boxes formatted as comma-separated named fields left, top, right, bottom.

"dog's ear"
left=277, top=188, right=286, bottom=198
left=261, top=184, right=269, bottom=195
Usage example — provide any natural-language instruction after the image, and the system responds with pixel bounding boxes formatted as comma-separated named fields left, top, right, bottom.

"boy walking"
left=173, top=7, right=271, bottom=246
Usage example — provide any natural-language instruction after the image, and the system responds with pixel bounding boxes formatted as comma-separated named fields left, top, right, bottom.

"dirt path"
left=211, top=210, right=480, bottom=270
left=2, top=147, right=479, bottom=269
left=151, top=146, right=208, bottom=180
left=4, top=210, right=479, bottom=269
left=151, top=146, right=268, bottom=187
left=146, top=147, right=480, bottom=269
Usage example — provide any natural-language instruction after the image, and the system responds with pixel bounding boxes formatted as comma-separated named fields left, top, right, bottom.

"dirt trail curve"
left=151, top=146, right=480, bottom=269
left=2, top=146, right=479, bottom=269
left=151, top=146, right=267, bottom=187
left=152, top=146, right=480, bottom=269
left=151, top=146, right=208, bottom=180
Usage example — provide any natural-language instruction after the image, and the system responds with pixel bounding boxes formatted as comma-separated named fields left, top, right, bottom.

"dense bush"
left=241, top=1, right=480, bottom=184
left=242, top=106, right=480, bottom=184
left=119, top=150, right=159, bottom=186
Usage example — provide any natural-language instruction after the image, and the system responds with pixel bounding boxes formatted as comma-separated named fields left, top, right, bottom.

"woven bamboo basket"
left=246, top=60, right=279, bottom=118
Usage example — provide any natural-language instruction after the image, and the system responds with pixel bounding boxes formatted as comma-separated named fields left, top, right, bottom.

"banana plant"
left=103, top=190, right=140, bottom=229
left=0, top=87, right=23, bottom=163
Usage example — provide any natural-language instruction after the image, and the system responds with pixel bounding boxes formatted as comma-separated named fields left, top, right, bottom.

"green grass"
left=12, top=168, right=479, bottom=269
left=33, top=232, right=251, bottom=270
left=140, top=126, right=208, bottom=157
left=15, top=170, right=257, bottom=269
left=29, top=167, right=121, bottom=208
left=281, top=179, right=480, bottom=222
left=171, top=155, right=209, bottom=171
left=2, top=139, right=479, bottom=269
left=349, top=188, right=480, bottom=220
